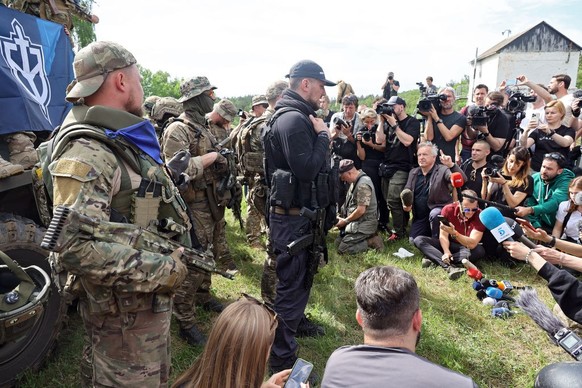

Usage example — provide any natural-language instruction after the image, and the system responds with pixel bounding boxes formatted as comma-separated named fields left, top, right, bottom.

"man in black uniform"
left=263, top=59, right=336, bottom=374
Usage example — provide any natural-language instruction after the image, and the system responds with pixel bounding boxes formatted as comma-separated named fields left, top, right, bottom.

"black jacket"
left=538, top=262, right=582, bottom=324
left=266, top=89, right=331, bottom=209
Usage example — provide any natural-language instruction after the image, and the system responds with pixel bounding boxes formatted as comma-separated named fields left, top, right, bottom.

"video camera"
left=375, top=103, right=394, bottom=116
left=468, top=105, right=496, bottom=127
left=506, top=91, right=536, bottom=114
left=416, top=81, right=427, bottom=96
left=417, top=94, right=447, bottom=113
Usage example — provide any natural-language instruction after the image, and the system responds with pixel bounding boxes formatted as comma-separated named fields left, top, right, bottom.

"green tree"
left=71, top=1, right=97, bottom=49
left=140, top=66, right=182, bottom=99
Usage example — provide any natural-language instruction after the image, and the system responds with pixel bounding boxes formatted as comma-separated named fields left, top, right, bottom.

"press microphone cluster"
left=516, top=288, right=582, bottom=361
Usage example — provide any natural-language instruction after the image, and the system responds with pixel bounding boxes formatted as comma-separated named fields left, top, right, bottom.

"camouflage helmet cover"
left=178, top=76, right=216, bottom=103
left=151, top=97, right=183, bottom=122
left=143, top=95, right=161, bottom=115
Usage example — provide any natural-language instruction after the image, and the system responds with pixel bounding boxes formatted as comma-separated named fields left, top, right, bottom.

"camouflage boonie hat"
left=151, top=97, right=183, bottom=121
left=178, top=76, right=216, bottom=102
left=214, top=99, right=237, bottom=122
left=66, top=41, right=137, bottom=102
left=251, top=95, right=268, bottom=107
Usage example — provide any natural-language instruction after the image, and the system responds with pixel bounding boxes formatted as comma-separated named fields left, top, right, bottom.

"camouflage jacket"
left=342, top=171, right=377, bottom=235
left=49, top=105, right=189, bottom=298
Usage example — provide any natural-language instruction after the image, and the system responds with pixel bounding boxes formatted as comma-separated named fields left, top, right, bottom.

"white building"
left=468, top=21, right=581, bottom=101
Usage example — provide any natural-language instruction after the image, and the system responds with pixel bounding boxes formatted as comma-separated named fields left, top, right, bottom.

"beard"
left=126, top=94, right=144, bottom=117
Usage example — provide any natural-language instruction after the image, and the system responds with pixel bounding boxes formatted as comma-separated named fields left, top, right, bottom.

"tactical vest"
left=239, top=115, right=268, bottom=176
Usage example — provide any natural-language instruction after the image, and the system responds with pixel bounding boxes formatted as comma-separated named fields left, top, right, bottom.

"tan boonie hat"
left=66, top=41, right=137, bottom=102
left=251, top=95, right=268, bottom=107
left=178, top=76, right=217, bottom=103
left=339, top=159, right=355, bottom=174
left=214, top=99, right=237, bottom=122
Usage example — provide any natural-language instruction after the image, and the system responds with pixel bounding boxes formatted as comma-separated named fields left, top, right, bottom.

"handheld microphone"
left=479, top=207, right=537, bottom=249
left=450, top=172, right=464, bottom=200
left=516, top=289, right=582, bottom=361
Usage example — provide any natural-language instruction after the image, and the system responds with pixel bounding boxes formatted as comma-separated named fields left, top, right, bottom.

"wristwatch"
left=436, top=119, right=443, bottom=124
left=482, top=132, right=490, bottom=138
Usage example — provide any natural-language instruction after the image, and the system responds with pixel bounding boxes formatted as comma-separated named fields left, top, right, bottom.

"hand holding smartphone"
left=516, top=217, right=536, bottom=232
left=437, top=215, right=450, bottom=226
left=284, top=358, right=313, bottom=388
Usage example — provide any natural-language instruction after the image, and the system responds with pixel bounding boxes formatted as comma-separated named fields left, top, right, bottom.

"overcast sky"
left=92, top=0, right=582, bottom=100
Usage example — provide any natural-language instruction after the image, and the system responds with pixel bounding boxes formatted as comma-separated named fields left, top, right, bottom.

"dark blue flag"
left=0, top=6, right=74, bottom=135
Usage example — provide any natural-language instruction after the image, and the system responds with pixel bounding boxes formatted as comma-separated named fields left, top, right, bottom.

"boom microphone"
left=516, top=288, right=582, bottom=361
left=504, top=217, right=537, bottom=249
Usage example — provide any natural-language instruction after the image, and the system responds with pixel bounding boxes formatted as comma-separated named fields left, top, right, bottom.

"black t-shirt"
left=432, top=111, right=466, bottom=161
left=461, top=160, right=491, bottom=206
left=529, top=125, right=575, bottom=171
left=413, top=169, right=432, bottom=219
left=484, top=109, right=511, bottom=156
left=489, top=175, right=534, bottom=218
left=385, top=115, right=421, bottom=171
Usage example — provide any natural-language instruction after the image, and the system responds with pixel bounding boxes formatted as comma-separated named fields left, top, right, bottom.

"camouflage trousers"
left=173, top=199, right=230, bottom=329
left=246, top=178, right=267, bottom=246
left=78, top=299, right=171, bottom=388
left=335, top=231, right=373, bottom=255
left=260, top=238, right=278, bottom=306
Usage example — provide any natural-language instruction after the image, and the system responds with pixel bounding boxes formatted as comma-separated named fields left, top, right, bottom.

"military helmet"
left=143, top=95, right=161, bottom=116
left=151, top=97, right=183, bottom=122
left=0, top=251, right=51, bottom=345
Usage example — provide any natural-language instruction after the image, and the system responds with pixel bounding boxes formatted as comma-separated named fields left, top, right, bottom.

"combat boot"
left=179, top=325, right=207, bottom=346
left=201, top=297, right=224, bottom=313
left=7, top=132, right=38, bottom=169
left=296, top=315, right=325, bottom=338
left=366, top=234, right=384, bottom=251
left=0, top=155, right=24, bottom=179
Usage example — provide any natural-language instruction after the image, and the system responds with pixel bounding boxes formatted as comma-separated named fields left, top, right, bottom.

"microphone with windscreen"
left=479, top=207, right=537, bottom=249
left=400, top=188, right=413, bottom=208
left=450, top=171, right=464, bottom=201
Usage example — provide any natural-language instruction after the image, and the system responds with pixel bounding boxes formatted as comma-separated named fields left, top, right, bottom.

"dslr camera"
left=573, top=89, right=582, bottom=108
left=334, top=117, right=349, bottom=129
left=417, top=94, right=447, bottom=113
left=416, top=81, right=427, bottom=96
left=506, top=91, right=536, bottom=114
left=483, top=154, right=511, bottom=180
left=375, top=103, right=394, bottom=116
left=358, top=126, right=377, bottom=143
left=468, top=105, right=496, bottom=127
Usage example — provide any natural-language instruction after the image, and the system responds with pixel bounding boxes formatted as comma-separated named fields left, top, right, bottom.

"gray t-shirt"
left=321, top=345, right=478, bottom=388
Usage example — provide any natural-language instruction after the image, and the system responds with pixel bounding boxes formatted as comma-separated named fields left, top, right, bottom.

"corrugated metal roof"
left=472, top=21, right=582, bottom=64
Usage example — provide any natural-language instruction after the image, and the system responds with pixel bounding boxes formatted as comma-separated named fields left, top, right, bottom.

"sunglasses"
left=241, top=293, right=278, bottom=330
left=544, top=152, right=565, bottom=163
left=463, top=207, right=479, bottom=213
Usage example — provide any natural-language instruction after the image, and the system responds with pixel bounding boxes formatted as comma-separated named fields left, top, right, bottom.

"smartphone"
left=516, top=217, right=536, bottom=232
left=506, top=79, right=517, bottom=86
left=284, top=358, right=313, bottom=388
left=437, top=215, right=450, bottom=226
left=531, top=113, right=540, bottom=120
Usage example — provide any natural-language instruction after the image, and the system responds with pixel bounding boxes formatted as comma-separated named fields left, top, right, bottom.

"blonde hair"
left=545, top=99, right=566, bottom=120
left=360, top=108, right=378, bottom=124
left=172, top=298, right=277, bottom=388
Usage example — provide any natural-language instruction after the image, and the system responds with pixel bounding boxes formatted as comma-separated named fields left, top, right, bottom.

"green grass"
left=17, top=206, right=572, bottom=388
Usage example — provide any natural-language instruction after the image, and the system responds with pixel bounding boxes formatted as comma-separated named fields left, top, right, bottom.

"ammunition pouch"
left=315, top=172, right=330, bottom=208
left=241, top=151, right=264, bottom=175
left=269, top=169, right=297, bottom=210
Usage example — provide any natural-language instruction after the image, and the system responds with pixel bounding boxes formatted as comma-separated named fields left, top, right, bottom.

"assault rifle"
left=286, top=206, right=328, bottom=289
left=216, top=137, right=243, bottom=230
left=41, top=205, right=234, bottom=280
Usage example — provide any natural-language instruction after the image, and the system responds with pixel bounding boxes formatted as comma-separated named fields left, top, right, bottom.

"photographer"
left=522, top=100, right=575, bottom=172
left=376, top=96, right=421, bottom=241
left=460, top=84, right=489, bottom=162
left=465, top=91, right=511, bottom=157
left=424, top=87, right=466, bottom=162
left=356, top=109, right=388, bottom=232
left=481, top=146, right=533, bottom=218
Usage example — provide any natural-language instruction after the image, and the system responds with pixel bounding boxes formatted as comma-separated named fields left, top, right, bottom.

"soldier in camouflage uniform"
left=335, top=159, right=384, bottom=254
left=149, top=96, right=182, bottom=138
left=160, top=76, right=231, bottom=345
left=234, top=95, right=269, bottom=249
left=206, top=99, right=237, bottom=147
left=49, top=41, right=188, bottom=387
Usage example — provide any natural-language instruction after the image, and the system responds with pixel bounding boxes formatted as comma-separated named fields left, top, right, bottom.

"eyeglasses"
left=241, top=293, right=278, bottom=330
left=463, top=207, right=479, bottom=213
left=470, top=169, right=477, bottom=181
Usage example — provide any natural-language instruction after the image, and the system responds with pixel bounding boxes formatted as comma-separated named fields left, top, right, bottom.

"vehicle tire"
left=0, top=213, right=67, bottom=387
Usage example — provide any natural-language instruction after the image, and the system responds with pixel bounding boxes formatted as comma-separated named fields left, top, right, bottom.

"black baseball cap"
left=387, top=96, right=406, bottom=106
left=286, top=60, right=336, bottom=86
